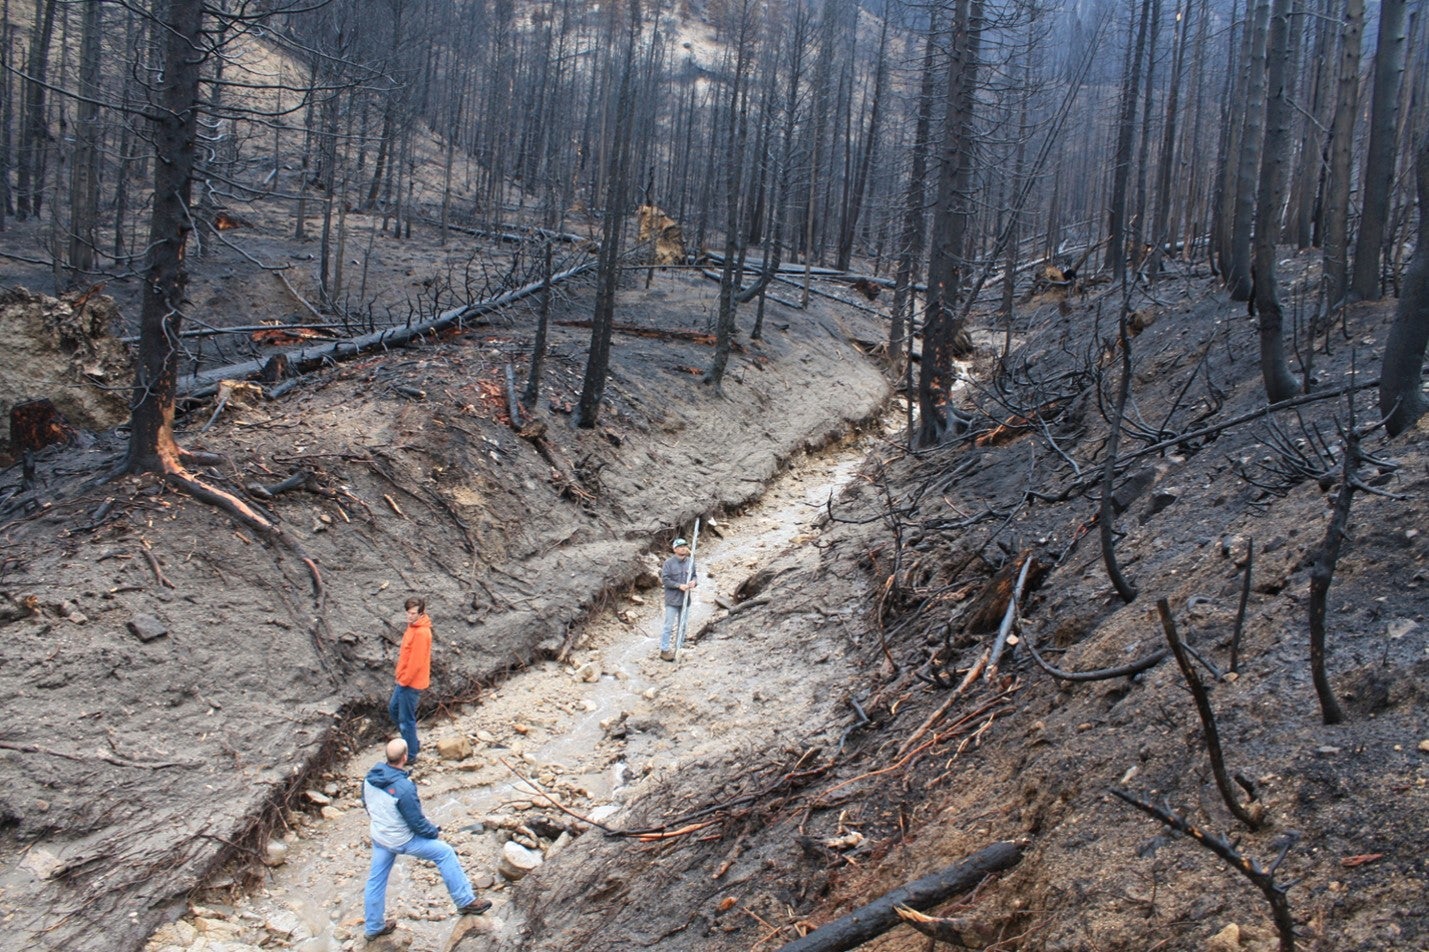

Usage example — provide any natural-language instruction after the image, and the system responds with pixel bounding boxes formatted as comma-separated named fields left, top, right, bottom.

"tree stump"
left=10, top=399, right=76, bottom=452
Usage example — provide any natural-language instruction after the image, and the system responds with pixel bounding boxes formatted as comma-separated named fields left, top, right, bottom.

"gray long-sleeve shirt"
left=661, top=554, right=695, bottom=607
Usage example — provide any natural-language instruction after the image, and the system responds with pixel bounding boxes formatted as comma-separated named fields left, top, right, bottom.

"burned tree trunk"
left=1251, top=0, right=1300, bottom=403
left=124, top=0, right=205, bottom=474
left=1379, top=127, right=1429, bottom=437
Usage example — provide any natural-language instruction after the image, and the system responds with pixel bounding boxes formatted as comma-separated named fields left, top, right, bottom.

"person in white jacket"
left=361, top=738, right=490, bottom=940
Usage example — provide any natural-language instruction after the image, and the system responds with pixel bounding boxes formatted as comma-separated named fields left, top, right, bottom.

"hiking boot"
left=365, top=919, right=397, bottom=939
left=659, top=649, right=675, bottom=661
left=458, top=899, right=493, bottom=916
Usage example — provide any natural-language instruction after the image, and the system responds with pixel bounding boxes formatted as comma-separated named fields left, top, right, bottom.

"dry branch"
left=274, top=270, right=324, bottom=322
left=1229, top=539, right=1254, bottom=673
left=1022, top=630, right=1167, bottom=682
left=1308, top=427, right=1357, bottom=725
left=1155, top=598, right=1261, bottom=830
left=140, top=543, right=175, bottom=590
left=0, top=739, right=197, bottom=770
left=986, top=554, right=1034, bottom=677
left=776, top=841, right=1023, bottom=952
left=1111, top=789, right=1296, bottom=951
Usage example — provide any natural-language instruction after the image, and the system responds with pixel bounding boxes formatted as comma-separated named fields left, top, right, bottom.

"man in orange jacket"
left=389, top=597, right=432, bottom=764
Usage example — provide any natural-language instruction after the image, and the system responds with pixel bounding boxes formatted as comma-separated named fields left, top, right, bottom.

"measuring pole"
left=674, top=518, right=701, bottom=662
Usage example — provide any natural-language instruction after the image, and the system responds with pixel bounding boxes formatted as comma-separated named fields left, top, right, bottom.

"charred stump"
left=10, top=399, right=76, bottom=452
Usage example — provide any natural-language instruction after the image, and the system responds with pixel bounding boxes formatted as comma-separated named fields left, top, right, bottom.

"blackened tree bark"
left=67, top=0, right=102, bottom=279
left=1251, top=0, right=1299, bottom=403
left=1212, top=0, right=1247, bottom=278
left=125, top=0, right=206, bottom=474
left=1149, top=0, right=1192, bottom=278
left=834, top=12, right=887, bottom=273
left=751, top=6, right=811, bottom=341
left=1379, top=127, right=1429, bottom=437
left=0, top=0, right=12, bottom=228
left=524, top=242, right=554, bottom=408
left=1227, top=0, right=1269, bottom=301
left=1105, top=0, right=1152, bottom=281
left=1350, top=0, right=1409, bottom=301
left=890, top=17, right=937, bottom=382
left=1129, top=0, right=1161, bottom=270
left=917, top=0, right=978, bottom=448
left=363, top=0, right=408, bottom=212
left=15, top=0, right=57, bottom=220
left=575, top=0, right=640, bottom=428
left=1322, top=0, right=1363, bottom=306
left=707, top=0, right=756, bottom=392
left=1285, top=0, right=1329, bottom=249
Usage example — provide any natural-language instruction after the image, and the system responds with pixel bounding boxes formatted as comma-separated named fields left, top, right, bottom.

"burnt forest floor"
left=0, top=203, right=891, bottom=951
left=1, top=209, right=1426, bottom=952
left=475, top=254, right=1427, bottom=952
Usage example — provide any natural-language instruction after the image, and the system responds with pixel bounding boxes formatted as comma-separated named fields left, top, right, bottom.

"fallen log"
left=175, top=259, right=599, bottom=400
left=777, top=841, right=1023, bottom=952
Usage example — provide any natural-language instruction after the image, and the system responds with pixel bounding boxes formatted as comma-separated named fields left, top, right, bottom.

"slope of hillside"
left=0, top=258, right=890, bottom=951
left=490, top=258, right=1427, bottom=952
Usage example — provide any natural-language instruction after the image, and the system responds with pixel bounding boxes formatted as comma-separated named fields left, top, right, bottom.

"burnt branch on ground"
left=1155, top=598, right=1262, bottom=830
left=1021, top=628, right=1168, bottom=683
left=1110, top=789, right=1298, bottom=952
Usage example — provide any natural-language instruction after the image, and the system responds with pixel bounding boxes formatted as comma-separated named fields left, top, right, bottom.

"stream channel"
left=148, top=419, right=893, bottom=952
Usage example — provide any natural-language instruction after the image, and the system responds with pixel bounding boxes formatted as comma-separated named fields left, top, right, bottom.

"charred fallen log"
left=777, top=841, right=1023, bottom=952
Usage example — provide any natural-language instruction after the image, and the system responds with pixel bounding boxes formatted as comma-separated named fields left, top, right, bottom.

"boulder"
left=260, top=840, right=288, bottom=867
left=496, top=841, right=542, bottom=881
left=436, top=735, right=474, bottom=761
left=445, top=914, right=499, bottom=951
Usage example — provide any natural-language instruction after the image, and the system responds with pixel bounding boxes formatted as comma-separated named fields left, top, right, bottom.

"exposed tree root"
left=119, top=454, right=339, bottom=684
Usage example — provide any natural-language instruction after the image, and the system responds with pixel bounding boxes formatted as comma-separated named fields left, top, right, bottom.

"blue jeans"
left=388, top=685, right=421, bottom=761
left=364, top=835, right=475, bottom=935
left=660, top=604, right=683, bottom=652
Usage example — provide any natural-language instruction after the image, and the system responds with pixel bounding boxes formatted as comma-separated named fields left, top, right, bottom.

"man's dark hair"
left=405, top=597, right=426, bottom=613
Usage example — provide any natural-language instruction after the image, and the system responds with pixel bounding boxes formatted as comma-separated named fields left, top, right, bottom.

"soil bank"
left=0, top=268, right=890, bottom=952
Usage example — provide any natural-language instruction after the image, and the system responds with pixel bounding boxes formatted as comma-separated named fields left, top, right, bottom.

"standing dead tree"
left=1378, top=125, right=1429, bottom=437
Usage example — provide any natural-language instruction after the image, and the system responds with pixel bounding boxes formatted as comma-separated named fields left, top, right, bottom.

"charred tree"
left=1379, top=128, right=1429, bottom=437
left=15, top=0, right=57, bottom=220
left=890, top=18, right=937, bottom=382
left=67, top=0, right=102, bottom=279
left=1105, top=0, right=1152, bottom=281
left=523, top=242, right=555, bottom=407
left=706, top=0, right=756, bottom=392
left=124, top=0, right=207, bottom=474
left=1227, top=0, right=1269, bottom=301
left=1350, top=0, right=1409, bottom=301
left=1322, top=0, right=1364, bottom=307
left=575, top=0, right=640, bottom=427
left=917, top=0, right=979, bottom=448
left=1251, top=0, right=1300, bottom=403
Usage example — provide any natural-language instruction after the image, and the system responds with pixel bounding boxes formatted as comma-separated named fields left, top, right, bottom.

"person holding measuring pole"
left=658, top=526, right=699, bottom=661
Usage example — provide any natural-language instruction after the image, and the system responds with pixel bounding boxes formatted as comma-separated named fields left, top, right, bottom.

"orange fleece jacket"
left=395, top=614, right=432, bottom=690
